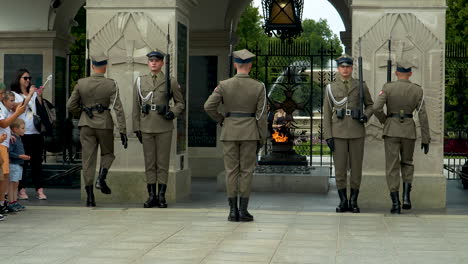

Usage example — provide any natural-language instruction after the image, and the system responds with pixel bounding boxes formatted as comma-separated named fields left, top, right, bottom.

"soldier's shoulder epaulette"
left=412, top=83, right=421, bottom=88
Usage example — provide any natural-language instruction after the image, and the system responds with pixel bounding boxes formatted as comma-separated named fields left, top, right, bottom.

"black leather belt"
left=225, top=112, right=255, bottom=118
left=335, top=109, right=358, bottom=116
left=388, top=113, right=413, bottom=118
left=85, top=105, right=110, bottom=112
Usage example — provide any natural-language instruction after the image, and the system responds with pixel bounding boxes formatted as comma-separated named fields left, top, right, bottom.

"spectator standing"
left=10, top=69, right=45, bottom=200
left=9, top=118, right=29, bottom=211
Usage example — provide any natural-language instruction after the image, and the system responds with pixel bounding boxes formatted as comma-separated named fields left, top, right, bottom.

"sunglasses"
left=22, top=77, right=32, bottom=81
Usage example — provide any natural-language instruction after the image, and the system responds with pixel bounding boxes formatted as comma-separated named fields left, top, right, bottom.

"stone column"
left=188, top=30, right=229, bottom=178
left=352, top=0, right=446, bottom=208
left=84, top=0, right=192, bottom=203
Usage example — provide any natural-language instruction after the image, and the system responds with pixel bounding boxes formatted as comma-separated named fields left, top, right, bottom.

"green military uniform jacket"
left=132, top=71, right=185, bottom=134
left=204, top=73, right=268, bottom=143
left=323, top=77, right=374, bottom=139
left=374, top=79, right=430, bottom=144
left=67, top=73, right=126, bottom=134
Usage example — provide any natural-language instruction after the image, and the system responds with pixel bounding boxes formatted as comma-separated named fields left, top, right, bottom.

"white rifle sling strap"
left=137, top=76, right=153, bottom=105
left=256, top=82, right=267, bottom=121
left=326, top=83, right=347, bottom=109
left=417, top=94, right=425, bottom=113
left=112, top=80, right=119, bottom=109
left=111, top=80, right=121, bottom=130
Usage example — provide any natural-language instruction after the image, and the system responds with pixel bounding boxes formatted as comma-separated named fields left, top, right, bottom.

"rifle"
left=165, top=24, right=171, bottom=113
left=86, top=39, right=91, bottom=76
left=387, top=38, right=392, bottom=83
left=358, top=37, right=365, bottom=122
left=228, top=20, right=234, bottom=77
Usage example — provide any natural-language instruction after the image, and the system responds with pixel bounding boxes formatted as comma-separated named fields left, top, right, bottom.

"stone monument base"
left=358, top=173, right=446, bottom=209
left=217, top=166, right=330, bottom=193
left=80, top=169, right=191, bottom=204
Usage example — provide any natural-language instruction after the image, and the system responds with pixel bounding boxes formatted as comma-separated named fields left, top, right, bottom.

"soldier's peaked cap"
left=233, top=49, right=255, bottom=64
left=336, top=54, right=354, bottom=66
left=146, top=50, right=165, bottom=60
left=396, top=60, right=414, bottom=73
left=91, top=54, right=108, bottom=66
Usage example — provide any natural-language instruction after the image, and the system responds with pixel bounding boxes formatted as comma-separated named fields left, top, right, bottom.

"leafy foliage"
left=445, top=0, right=468, bottom=133
left=446, top=0, right=468, bottom=42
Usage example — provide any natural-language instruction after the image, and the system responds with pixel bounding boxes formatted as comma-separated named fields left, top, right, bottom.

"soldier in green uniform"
left=373, top=61, right=430, bottom=214
left=132, top=51, right=185, bottom=209
left=323, top=54, right=374, bottom=213
left=204, top=49, right=267, bottom=222
left=67, top=54, right=127, bottom=207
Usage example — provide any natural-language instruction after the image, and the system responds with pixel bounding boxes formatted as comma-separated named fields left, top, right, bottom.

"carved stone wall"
left=88, top=12, right=175, bottom=136
left=352, top=0, right=446, bottom=208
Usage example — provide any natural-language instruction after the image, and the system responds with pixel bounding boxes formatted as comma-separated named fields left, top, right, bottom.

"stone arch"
left=51, top=0, right=86, bottom=43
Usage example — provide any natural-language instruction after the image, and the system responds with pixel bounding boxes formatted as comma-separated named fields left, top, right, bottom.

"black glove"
left=326, top=138, right=335, bottom=152
left=421, top=143, right=429, bottom=155
left=164, top=111, right=175, bottom=120
left=135, top=131, right=142, bottom=144
left=120, top=133, right=128, bottom=149
left=359, top=115, right=368, bottom=123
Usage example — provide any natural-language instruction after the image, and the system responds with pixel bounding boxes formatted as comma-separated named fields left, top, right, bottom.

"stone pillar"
left=84, top=0, right=192, bottom=203
left=352, top=0, right=446, bottom=208
left=188, top=30, right=229, bottom=178
left=0, top=31, right=72, bottom=110
left=340, top=30, right=352, bottom=54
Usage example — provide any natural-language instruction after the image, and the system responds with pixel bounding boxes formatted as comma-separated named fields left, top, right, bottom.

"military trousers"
left=80, top=126, right=115, bottom=186
left=142, top=131, right=172, bottom=184
left=222, top=140, right=257, bottom=198
left=333, top=137, right=365, bottom=190
left=384, top=136, right=415, bottom=192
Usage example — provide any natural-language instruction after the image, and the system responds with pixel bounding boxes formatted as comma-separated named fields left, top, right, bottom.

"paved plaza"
left=1, top=179, right=467, bottom=264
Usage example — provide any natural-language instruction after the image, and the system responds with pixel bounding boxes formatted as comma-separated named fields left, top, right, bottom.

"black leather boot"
left=402, top=183, right=412, bottom=210
left=228, top=197, right=239, bottom=222
left=239, top=197, right=253, bottom=222
left=349, top=189, right=360, bottom=213
left=336, top=188, right=349, bottom=213
left=85, top=185, right=96, bottom=207
left=158, top=184, right=168, bottom=208
left=144, top=184, right=158, bottom=208
left=390, top=191, right=401, bottom=214
left=95, top=168, right=111, bottom=194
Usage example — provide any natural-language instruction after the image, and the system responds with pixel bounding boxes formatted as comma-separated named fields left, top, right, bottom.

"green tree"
left=445, top=0, right=468, bottom=133
left=446, top=0, right=468, bottom=42
left=235, top=3, right=268, bottom=51
left=298, top=18, right=342, bottom=54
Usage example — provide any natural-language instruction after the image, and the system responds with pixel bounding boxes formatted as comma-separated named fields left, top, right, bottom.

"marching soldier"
left=133, top=51, right=185, bottom=209
left=204, top=49, right=267, bottom=222
left=374, top=61, right=430, bottom=214
left=67, top=54, right=128, bottom=207
left=323, top=54, right=374, bottom=213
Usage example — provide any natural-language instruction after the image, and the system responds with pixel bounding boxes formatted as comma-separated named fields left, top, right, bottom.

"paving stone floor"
left=1, top=179, right=467, bottom=264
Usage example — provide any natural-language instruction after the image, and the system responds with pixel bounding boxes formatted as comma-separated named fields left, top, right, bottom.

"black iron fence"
left=444, top=42, right=468, bottom=183
left=247, top=40, right=340, bottom=175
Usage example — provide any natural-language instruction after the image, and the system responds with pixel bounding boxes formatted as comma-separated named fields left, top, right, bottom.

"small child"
left=8, top=118, right=29, bottom=211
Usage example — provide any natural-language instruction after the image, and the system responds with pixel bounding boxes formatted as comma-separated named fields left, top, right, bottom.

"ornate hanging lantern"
left=261, top=0, right=304, bottom=41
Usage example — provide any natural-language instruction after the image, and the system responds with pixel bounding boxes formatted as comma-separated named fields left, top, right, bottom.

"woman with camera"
left=10, top=69, right=47, bottom=200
